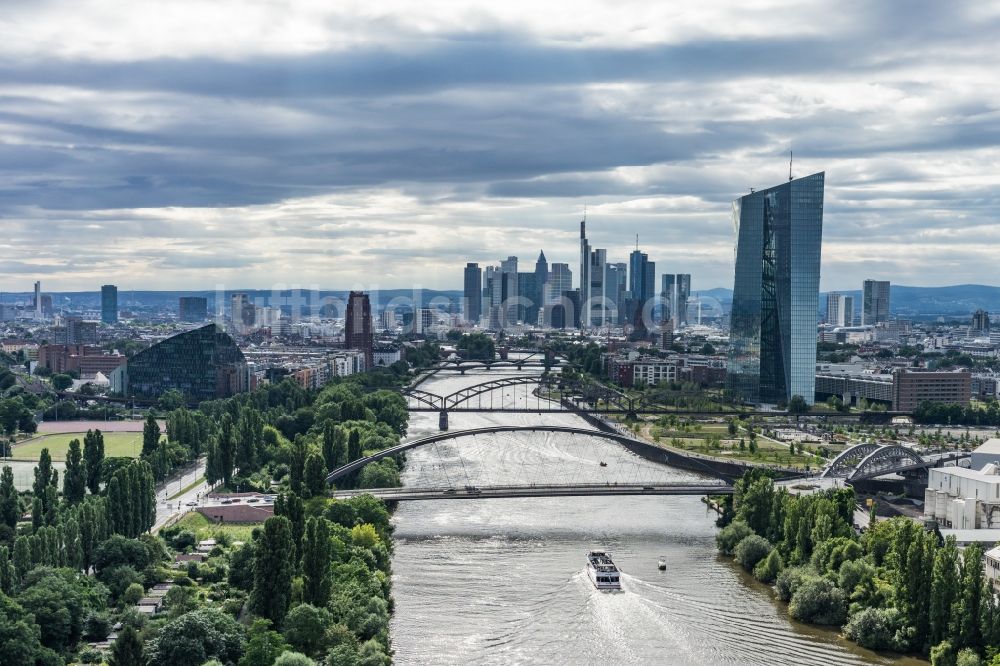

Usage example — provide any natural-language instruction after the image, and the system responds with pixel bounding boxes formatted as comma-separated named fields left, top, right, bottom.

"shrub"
left=715, top=521, right=753, bottom=556
left=844, top=607, right=903, bottom=651
left=753, top=549, right=783, bottom=584
left=734, top=534, right=772, bottom=571
left=837, top=559, right=875, bottom=594
left=775, top=565, right=812, bottom=602
left=930, top=641, right=955, bottom=666
left=957, top=648, right=981, bottom=666
left=274, top=652, right=316, bottom=666
left=789, top=578, right=847, bottom=626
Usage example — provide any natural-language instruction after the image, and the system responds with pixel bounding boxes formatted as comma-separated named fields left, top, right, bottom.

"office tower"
left=862, top=279, right=891, bottom=326
left=841, top=295, right=854, bottom=327
left=552, top=290, right=581, bottom=329
left=676, top=274, right=691, bottom=327
left=497, top=256, right=518, bottom=326
left=660, top=274, right=676, bottom=325
left=34, top=281, right=41, bottom=318
left=726, top=172, right=824, bottom=405
left=345, top=291, right=373, bottom=368
left=56, top=317, right=99, bottom=345
left=588, top=248, right=607, bottom=326
left=463, top=263, right=482, bottom=324
left=826, top=292, right=854, bottom=327
left=115, top=324, right=247, bottom=401
left=101, top=284, right=118, bottom=324
left=579, top=215, right=590, bottom=312
left=543, top=263, right=573, bottom=327
left=531, top=250, right=548, bottom=324
left=179, top=296, right=209, bottom=322
left=604, top=263, right=627, bottom=324
left=231, top=293, right=255, bottom=333
left=972, top=309, right=991, bottom=334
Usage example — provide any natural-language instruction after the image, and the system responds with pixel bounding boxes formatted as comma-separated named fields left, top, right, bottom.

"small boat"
left=657, top=557, right=666, bottom=570
left=587, top=551, right=622, bottom=590
left=599, top=461, right=608, bottom=467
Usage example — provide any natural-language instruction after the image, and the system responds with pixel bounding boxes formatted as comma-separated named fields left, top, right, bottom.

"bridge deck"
left=332, top=482, right=734, bottom=501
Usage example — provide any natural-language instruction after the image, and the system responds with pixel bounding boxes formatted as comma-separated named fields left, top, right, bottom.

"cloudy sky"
left=1, top=0, right=999, bottom=292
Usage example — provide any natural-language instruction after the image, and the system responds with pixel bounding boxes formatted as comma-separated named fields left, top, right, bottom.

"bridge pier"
left=439, top=410, right=449, bottom=431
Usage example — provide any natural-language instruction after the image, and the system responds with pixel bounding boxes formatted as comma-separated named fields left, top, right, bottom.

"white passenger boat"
left=587, top=550, right=622, bottom=590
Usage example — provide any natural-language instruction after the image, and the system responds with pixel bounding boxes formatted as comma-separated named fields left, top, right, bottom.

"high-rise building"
left=588, top=248, right=607, bottom=327
left=179, top=296, right=209, bottom=322
left=231, top=293, right=255, bottom=333
left=660, top=274, right=676, bottom=325
left=54, top=317, right=99, bottom=345
left=862, top=279, right=890, bottom=326
left=972, top=309, right=991, bottom=335
left=101, top=284, right=118, bottom=324
left=345, top=291, right=373, bottom=368
left=676, top=274, right=691, bottom=328
left=579, top=215, right=591, bottom=314
left=33, top=281, right=42, bottom=319
left=497, top=256, right=518, bottom=326
left=531, top=250, right=548, bottom=325
left=605, top=263, right=627, bottom=324
left=463, top=263, right=482, bottom=324
left=826, top=292, right=854, bottom=327
left=726, top=172, right=824, bottom=405
left=544, top=263, right=573, bottom=327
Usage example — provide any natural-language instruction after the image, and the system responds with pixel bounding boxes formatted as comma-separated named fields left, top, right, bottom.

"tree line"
left=717, top=470, right=1000, bottom=664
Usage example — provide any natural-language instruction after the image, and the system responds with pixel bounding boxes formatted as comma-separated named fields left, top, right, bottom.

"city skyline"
left=2, top=2, right=999, bottom=291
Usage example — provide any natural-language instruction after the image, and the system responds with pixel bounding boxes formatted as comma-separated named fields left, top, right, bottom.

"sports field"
left=11, top=432, right=152, bottom=461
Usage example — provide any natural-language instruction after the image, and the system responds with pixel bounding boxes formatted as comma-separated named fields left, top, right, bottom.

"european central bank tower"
left=726, top=172, right=824, bottom=406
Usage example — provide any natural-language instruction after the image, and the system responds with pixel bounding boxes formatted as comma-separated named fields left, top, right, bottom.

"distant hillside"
left=692, top=284, right=1000, bottom=319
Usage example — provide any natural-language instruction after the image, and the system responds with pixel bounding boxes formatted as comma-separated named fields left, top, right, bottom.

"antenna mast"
left=789, top=150, right=793, bottom=182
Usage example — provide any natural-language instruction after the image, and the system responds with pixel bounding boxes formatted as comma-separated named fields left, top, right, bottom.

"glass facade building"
left=101, top=284, right=118, bottom=324
left=121, top=324, right=248, bottom=401
left=726, top=172, right=824, bottom=405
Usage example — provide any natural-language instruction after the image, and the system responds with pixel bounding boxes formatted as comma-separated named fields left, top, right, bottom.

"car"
left=221, top=499, right=234, bottom=505
left=185, top=501, right=197, bottom=507
left=246, top=497, right=259, bottom=503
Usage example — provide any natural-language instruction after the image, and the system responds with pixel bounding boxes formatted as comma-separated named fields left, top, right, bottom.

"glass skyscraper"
left=726, top=172, right=824, bottom=405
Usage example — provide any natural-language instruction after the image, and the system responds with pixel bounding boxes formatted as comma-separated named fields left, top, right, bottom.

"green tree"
left=250, top=516, right=295, bottom=627
left=347, top=430, right=362, bottom=462
left=322, top=422, right=347, bottom=470
left=788, top=394, right=811, bottom=414
left=83, top=429, right=105, bottom=494
left=236, top=407, right=264, bottom=474
left=788, top=577, right=847, bottom=626
left=274, top=653, right=316, bottom=666
left=63, top=438, right=87, bottom=504
left=32, top=448, right=56, bottom=516
left=217, top=414, right=236, bottom=486
left=51, top=374, right=73, bottom=391
left=282, top=603, right=334, bottom=657
left=301, top=517, right=332, bottom=607
left=142, top=413, right=161, bottom=457
left=734, top=534, right=772, bottom=572
left=108, top=624, right=145, bottom=666
left=715, top=521, right=753, bottom=556
left=0, top=466, right=20, bottom=531
left=753, top=548, right=783, bottom=584
left=18, top=567, right=87, bottom=653
left=930, top=536, right=959, bottom=648
left=146, top=608, right=246, bottom=666
left=275, top=492, right=305, bottom=565
left=953, top=543, right=984, bottom=651
left=0, top=592, right=48, bottom=665
left=303, top=452, right=327, bottom=499
left=240, top=619, right=289, bottom=666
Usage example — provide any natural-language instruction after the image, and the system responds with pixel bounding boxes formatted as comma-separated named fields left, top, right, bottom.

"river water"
left=390, top=368, right=923, bottom=666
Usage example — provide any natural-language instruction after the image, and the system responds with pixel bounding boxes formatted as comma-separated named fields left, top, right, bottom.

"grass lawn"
left=11, top=432, right=153, bottom=461
left=173, top=510, right=261, bottom=543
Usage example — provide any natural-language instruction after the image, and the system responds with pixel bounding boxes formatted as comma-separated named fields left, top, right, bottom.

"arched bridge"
left=821, top=442, right=970, bottom=482
left=325, top=425, right=737, bottom=500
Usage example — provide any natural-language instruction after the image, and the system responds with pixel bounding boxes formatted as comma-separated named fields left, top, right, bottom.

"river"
left=389, top=367, right=924, bottom=665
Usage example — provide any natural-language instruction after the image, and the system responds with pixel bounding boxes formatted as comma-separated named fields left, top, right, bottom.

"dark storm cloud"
left=1, top=0, right=998, bottom=289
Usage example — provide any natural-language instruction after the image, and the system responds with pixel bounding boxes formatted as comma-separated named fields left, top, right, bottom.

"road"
left=153, top=459, right=210, bottom=531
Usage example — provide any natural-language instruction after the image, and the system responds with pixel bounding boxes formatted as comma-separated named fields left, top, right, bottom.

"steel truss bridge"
left=325, top=425, right=735, bottom=500
left=401, top=374, right=891, bottom=428
left=820, top=442, right=970, bottom=482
